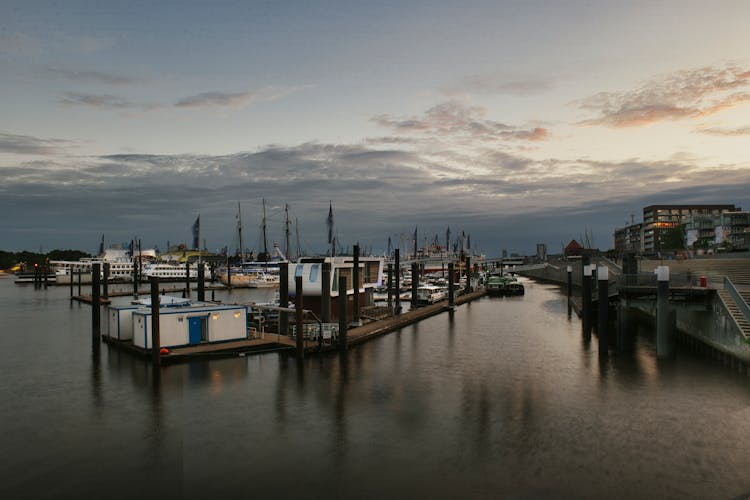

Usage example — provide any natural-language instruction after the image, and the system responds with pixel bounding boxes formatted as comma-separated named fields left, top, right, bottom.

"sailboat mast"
left=295, top=217, right=300, bottom=260
left=262, top=198, right=268, bottom=258
left=237, top=201, right=244, bottom=262
left=284, top=204, right=290, bottom=260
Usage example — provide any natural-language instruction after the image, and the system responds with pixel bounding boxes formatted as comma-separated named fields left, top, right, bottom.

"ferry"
left=142, top=262, right=211, bottom=281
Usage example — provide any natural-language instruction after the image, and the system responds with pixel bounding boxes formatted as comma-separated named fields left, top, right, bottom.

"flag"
left=192, top=216, right=200, bottom=249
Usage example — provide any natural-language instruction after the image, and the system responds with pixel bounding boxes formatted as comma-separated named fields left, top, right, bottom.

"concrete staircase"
left=717, top=289, right=750, bottom=339
left=639, top=258, right=750, bottom=286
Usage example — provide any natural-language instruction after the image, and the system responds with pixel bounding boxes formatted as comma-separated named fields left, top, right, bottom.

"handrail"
left=723, top=277, right=750, bottom=325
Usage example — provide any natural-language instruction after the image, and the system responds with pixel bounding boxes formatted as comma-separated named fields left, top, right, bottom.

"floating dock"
left=101, top=289, right=487, bottom=364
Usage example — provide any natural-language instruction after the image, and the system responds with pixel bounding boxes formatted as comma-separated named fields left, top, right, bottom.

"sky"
left=1, top=0, right=749, bottom=256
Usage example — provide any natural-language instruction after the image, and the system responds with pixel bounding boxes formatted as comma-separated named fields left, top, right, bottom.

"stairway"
left=717, top=289, right=750, bottom=339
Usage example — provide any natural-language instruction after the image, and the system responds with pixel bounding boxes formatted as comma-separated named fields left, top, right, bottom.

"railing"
left=724, top=277, right=750, bottom=326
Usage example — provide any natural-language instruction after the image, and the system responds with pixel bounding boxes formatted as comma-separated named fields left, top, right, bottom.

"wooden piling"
left=448, top=262, right=455, bottom=309
left=77, top=268, right=82, bottom=296
left=656, top=266, right=674, bottom=358
left=338, top=275, right=347, bottom=351
left=102, top=263, right=110, bottom=300
left=597, top=266, right=609, bottom=356
left=184, top=261, right=190, bottom=297
left=69, top=268, right=74, bottom=298
left=279, top=263, right=289, bottom=337
left=387, top=263, right=393, bottom=310
left=394, top=249, right=401, bottom=314
left=197, top=263, right=205, bottom=301
left=582, top=261, right=592, bottom=336
left=321, top=262, right=331, bottom=323
left=150, top=277, right=161, bottom=367
left=91, top=263, right=101, bottom=342
left=295, top=275, right=304, bottom=360
left=352, top=244, right=360, bottom=327
left=411, top=262, right=419, bottom=307
left=566, top=265, right=572, bottom=318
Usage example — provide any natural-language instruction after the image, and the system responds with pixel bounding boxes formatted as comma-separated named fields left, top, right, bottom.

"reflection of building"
left=614, top=223, right=643, bottom=254
left=642, top=204, right=737, bottom=254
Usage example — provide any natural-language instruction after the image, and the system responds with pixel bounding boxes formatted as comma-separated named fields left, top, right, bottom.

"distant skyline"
left=2, top=1, right=749, bottom=255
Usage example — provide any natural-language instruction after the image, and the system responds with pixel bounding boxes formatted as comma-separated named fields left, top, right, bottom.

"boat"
left=142, top=262, right=210, bottom=281
left=415, top=284, right=447, bottom=305
left=486, top=274, right=524, bottom=296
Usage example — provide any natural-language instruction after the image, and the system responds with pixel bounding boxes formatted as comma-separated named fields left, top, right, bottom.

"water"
left=1, top=277, right=749, bottom=499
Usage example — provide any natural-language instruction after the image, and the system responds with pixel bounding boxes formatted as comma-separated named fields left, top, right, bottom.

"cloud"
left=372, top=100, right=549, bottom=142
left=445, top=73, right=554, bottom=97
left=0, top=132, right=76, bottom=155
left=42, top=67, right=143, bottom=85
left=578, top=65, right=750, bottom=127
left=174, top=86, right=304, bottom=109
left=696, top=125, right=750, bottom=136
left=58, top=86, right=304, bottom=111
left=60, top=92, right=158, bottom=110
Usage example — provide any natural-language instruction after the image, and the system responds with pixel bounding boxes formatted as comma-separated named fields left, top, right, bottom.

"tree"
left=660, top=226, right=686, bottom=252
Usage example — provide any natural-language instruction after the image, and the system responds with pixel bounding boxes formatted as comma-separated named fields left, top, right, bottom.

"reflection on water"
left=1, top=279, right=750, bottom=499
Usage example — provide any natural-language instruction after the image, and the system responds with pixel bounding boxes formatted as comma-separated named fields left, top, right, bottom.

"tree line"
left=0, top=250, right=91, bottom=271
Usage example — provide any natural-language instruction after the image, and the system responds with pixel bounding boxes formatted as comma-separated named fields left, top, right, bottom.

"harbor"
left=3, top=269, right=750, bottom=499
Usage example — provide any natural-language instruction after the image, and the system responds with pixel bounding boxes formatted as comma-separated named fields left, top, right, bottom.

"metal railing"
left=724, top=277, right=750, bottom=326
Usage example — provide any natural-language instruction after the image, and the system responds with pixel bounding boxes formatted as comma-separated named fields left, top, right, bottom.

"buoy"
left=159, top=347, right=170, bottom=355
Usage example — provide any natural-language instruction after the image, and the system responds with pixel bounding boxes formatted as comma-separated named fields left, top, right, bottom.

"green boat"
left=486, top=274, right=525, bottom=297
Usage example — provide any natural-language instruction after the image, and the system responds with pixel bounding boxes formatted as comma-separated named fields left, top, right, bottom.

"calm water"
left=1, top=277, right=749, bottom=499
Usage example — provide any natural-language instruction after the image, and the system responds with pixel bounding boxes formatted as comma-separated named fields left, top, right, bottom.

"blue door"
left=188, top=317, right=202, bottom=345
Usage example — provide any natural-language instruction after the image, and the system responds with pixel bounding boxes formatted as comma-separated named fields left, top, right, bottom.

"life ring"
left=159, top=347, right=170, bottom=355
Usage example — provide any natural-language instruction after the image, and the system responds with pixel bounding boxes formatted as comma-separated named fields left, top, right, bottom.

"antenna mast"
left=262, top=198, right=268, bottom=259
left=284, top=204, right=290, bottom=260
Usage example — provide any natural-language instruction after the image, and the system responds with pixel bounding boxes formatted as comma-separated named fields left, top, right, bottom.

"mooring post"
left=567, top=265, right=572, bottom=318
left=338, top=275, right=348, bottom=351
left=184, top=261, right=190, bottom=297
left=411, top=262, right=419, bottom=308
left=150, top=276, right=161, bottom=367
left=597, top=266, right=609, bottom=355
left=582, top=262, right=592, bottom=335
left=69, top=267, right=74, bottom=298
left=92, top=263, right=101, bottom=342
left=656, top=266, right=674, bottom=358
left=102, top=263, right=110, bottom=300
left=394, top=249, right=401, bottom=314
left=197, top=263, right=205, bottom=301
left=295, top=275, right=304, bottom=360
left=132, top=248, right=139, bottom=297
left=78, top=268, right=82, bottom=296
left=279, top=263, right=289, bottom=337
left=387, top=263, right=393, bottom=310
left=226, top=255, right=232, bottom=289
left=321, top=262, right=331, bottom=324
left=448, top=262, right=455, bottom=310
left=351, top=244, right=361, bottom=327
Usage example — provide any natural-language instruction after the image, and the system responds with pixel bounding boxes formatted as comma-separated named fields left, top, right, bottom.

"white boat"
left=51, top=248, right=156, bottom=285
left=415, top=284, right=447, bottom=305
left=142, top=262, right=210, bottom=281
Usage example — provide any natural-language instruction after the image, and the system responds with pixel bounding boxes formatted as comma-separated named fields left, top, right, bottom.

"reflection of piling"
left=352, top=245, right=360, bottom=327
left=92, top=263, right=101, bottom=342
left=102, top=263, right=109, bottom=300
left=150, top=277, right=161, bottom=367
left=295, top=276, right=304, bottom=360
left=279, top=263, right=289, bottom=337
left=448, top=262, right=455, bottom=309
left=656, top=266, right=675, bottom=358
left=567, top=265, right=572, bottom=318
left=321, top=262, right=331, bottom=323
left=197, top=264, right=205, bottom=301
left=597, top=266, right=609, bottom=356
left=394, top=249, right=401, bottom=314
left=338, top=276, right=348, bottom=352
left=411, top=262, right=418, bottom=307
